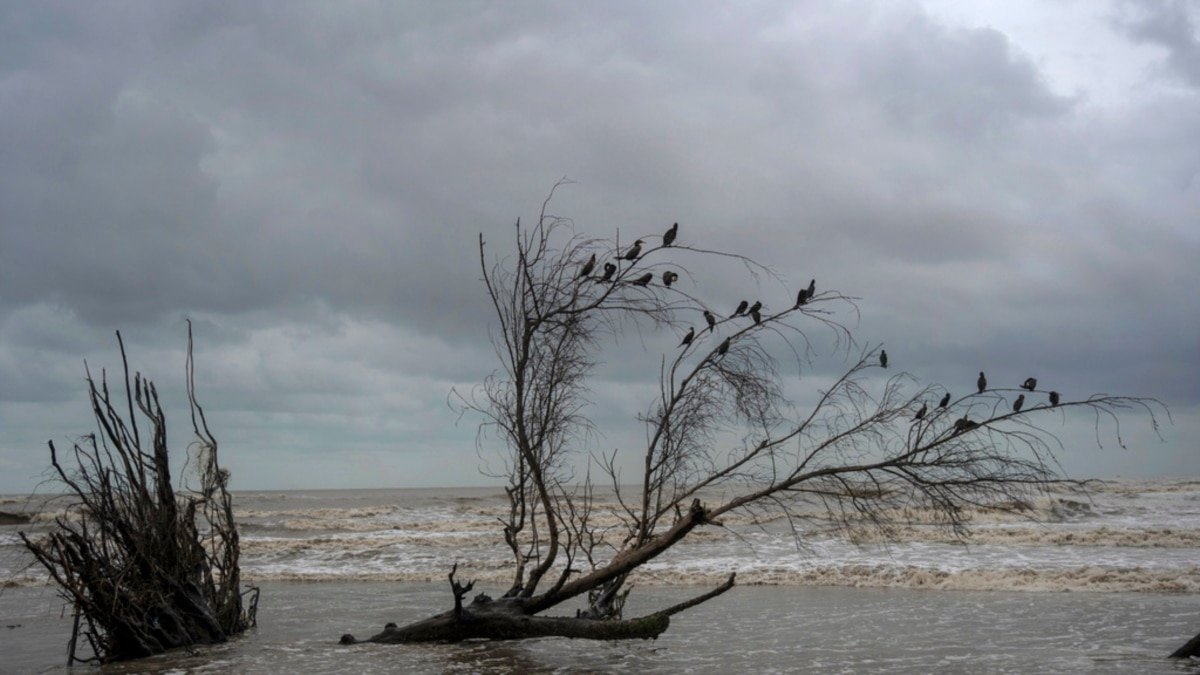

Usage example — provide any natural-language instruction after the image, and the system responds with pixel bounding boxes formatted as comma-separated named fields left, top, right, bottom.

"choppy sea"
left=2, top=478, right=1199, bottom=673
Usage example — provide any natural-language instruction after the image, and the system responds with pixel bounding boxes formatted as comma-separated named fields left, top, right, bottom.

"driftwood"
left=1171, top=630, right=1200, bottom=658
left=19, top=324, right=257, bottom=663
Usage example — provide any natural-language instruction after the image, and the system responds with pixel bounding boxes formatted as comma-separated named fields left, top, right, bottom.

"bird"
left=623, top=240, right=644, bottom=260
left=953, top=417, right=978, bottom=434
left=1049, top=391, right=1060, bottom=407
left=748, top=300, right=762, bottom=314
left=716, top=337, right=731, bottom=356
left=632, top=272, right=653, bottom=286
left=938, top=392, right=951, bottom=409
left=807, top=278, right=816, bottom=298
left=731, top=300, right=748, bottom=317
left=598, top=262, right=617, bottom=282
left=913, top=402, right=927, bottom=421
left=663, top=271, right=679, bottom=287
left=679, top=327, right=695, bottom=347
left=663, top=222, right=678, bottom=247
left=977, top=372, right=987, bottom=394
left=704, top=310, right=717, bottom=332
left=795, top=288, right=808, bottom=307
left=1022, top=377, right=1038, bottom=391
left=578, top=253, right=596, bottom=279
left=880, top=350, right=888, bottom=369
left=1012, top=394, right=1025, bottom=413
left=750, top=308, right=762, bottom=325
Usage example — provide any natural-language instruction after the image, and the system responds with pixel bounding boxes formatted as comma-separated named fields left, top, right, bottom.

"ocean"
left=2, top=478, right=1199, bottom=673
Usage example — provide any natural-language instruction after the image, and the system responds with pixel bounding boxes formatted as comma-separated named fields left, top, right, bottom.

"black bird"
left=598, top=261, right=617, bottom=282
left=795, top=288, right=808, bottom=307
left=632, top=272, right=653, bottom=286
left=704, top=310, right=717, bottom=332
left=679, top=327, right=695, bottom=347
left=716, top=337, right=731, bottom=356
left=1022, top=377, right=1038, bottom=391
left=1012, top=394, right=1025, bottom=413
left=807, top=278, right=816, bottom=298
left=623, top=239, right=644, bottom=261
left=748, top=300, right=762, bottom=314
left=977, top=372, right=987, bottom=394
left=663, top=271, right=679, bottom=287
left=578, top=253, right=596, bottom=279
left=1049, top=391, right=1060, bottom=407
left=953, top=417, right=978, bottom=434
left=938, top=392, right=951, bottom=409
left=731, top=300, right=749, bottom=317
left=913, top=402, right=927, bottom=421
left=750, top=308, right=762, bottom=325
left=663, top=222, right=678, bottom=247
left=880, top=350, right=888, bottom=369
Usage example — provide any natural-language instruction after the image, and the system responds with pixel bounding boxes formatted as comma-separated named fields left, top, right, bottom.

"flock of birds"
left=898, top=360, right=1063, bottom=435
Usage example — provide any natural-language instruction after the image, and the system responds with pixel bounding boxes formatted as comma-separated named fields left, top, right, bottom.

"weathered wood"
left=1170, top=630, right=1200, bottom=658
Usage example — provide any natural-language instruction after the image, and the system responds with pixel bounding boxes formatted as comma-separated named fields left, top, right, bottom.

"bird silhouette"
left=938, top=392, right=951, bottom=409
left=1022, top=377, right=1038, bottom=391
left=663, top=271, right=679, bottom=287
left=913, top=402, right=927, bottom=421
left=807, top=278, right=816, bottom=297
left=1049, top=391, right=1060, bottom=407
left=704, top=310, right=717, bottom=332
left=795, top=288, right=808, bottom=307
left=750, top=308, right=762, bottom=325
left=716, top=337, right=731, bottom=356
left=663, top=222, right=678, bottom=247
left=1012, top=394, right=1025, bottom=412
left=748, top=300, right=762, bottom=314
left=880, top=350, right=888, bottom=368
left=632, top=272, right=653, bottom=286
left=977, top=372, right=987, bottom=394
left=953, top=417, right=978, bottom=434
left=623, top=240, right=644, bottom=261
left=731, top=300, right=748, bottom=317
left=679, top=327, right=695, bottom=347
left=598, top=262, right=616, bottom=282
left=578, top=253, right=596, bottom=279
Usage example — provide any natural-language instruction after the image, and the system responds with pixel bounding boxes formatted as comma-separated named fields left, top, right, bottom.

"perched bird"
left=578, top=253, right=596, bottom=279
left=704, top=310, right=717, bottom=332
left=679, top=327, right=695, bottom=347
left=750, top=308, right=762, bottom=325
left=938, top=392, right=951, bottom=409
left=748, top=300, right=762, bottom=314
left=977, top=372, right=987, bottom=394
left=953, top=417, right=978, bottom=434
left=1049, top=391, right=1060, bottom=407
left=913, top=402, right=927, bottom=421
left=623, top=239, right=644, bottom=261
left=1012, top=394, right=1025, bottom=413
left=716, top=337, right=731, bottom=356
left=880, top=350, right=888, bottom=369
left=807, top=278, right=816, bottom=298
left=795, top=288, right=809, bottom=307
left=731, top=300, right=749, bottom=317
left=663, top=222, right=678, bottom=247
left=632, top=272, right=653, bottom=286
left=598, top=262, right=617, bottom=282
left=1022, top=377, right=1038, bottom=391
left=663, top=271, right=679, bottom=287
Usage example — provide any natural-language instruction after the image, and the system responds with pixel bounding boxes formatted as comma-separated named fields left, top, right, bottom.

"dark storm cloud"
left=1, top=1, right=1195, bottom=490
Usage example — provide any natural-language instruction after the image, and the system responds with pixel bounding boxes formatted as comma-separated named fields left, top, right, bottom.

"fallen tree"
left=342, top=184, right=1164, bottom=645
left=20, top=323, right=258, bottom=664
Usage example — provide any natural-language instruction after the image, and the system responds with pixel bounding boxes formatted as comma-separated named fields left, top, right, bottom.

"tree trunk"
left=1170, top=630, right=1200, bottom=658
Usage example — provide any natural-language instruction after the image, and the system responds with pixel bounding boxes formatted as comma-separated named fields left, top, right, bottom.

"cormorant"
left=938, top=392, right=951, bottom=409
left=623, top=240, right=644, bottom=260
left=704, top=310, right=717, bottom=332
left=750, top=308, right=762, bottom=325
left=716, top=337, right=731, bottom=356
left=663, top=271, right=679, bottom=287
left=795, top=288, right=808, bottom=307
left=578, top=253, right=596, bottom=279
left=598, top=262, right=617, bottom=282
left=632, top=272, right=653, bottom=286
left=663, top=222, right=678, bottom=247
left=679, top=327, right=695, bottom=347
left=1049, top=391, right=1060, bottom=407
left=807, top=278, right=816, bottom=298
left=953, top=417, right=978, bottom=434
left=731, top=300, right=748, bottom=317
left=880, top=350, right=888, bottom=369
left=977, top=372, right=987, bottom=394
left=1012, top=394, right=1025, bottom=413
left=748, top=300, right=762, bottom=314
left=1022, top=377, right=1037, bottom=391
left=913, top=402, right=927, bottom=421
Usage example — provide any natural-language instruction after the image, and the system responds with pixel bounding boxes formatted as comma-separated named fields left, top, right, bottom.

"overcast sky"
left=1, top=0, right=1196, bottom=492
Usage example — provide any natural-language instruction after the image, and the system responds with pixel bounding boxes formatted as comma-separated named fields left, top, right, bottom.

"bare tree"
left=20, top=322, right=258, bottom=663
left=342, top=184, right=1164, bottom=644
